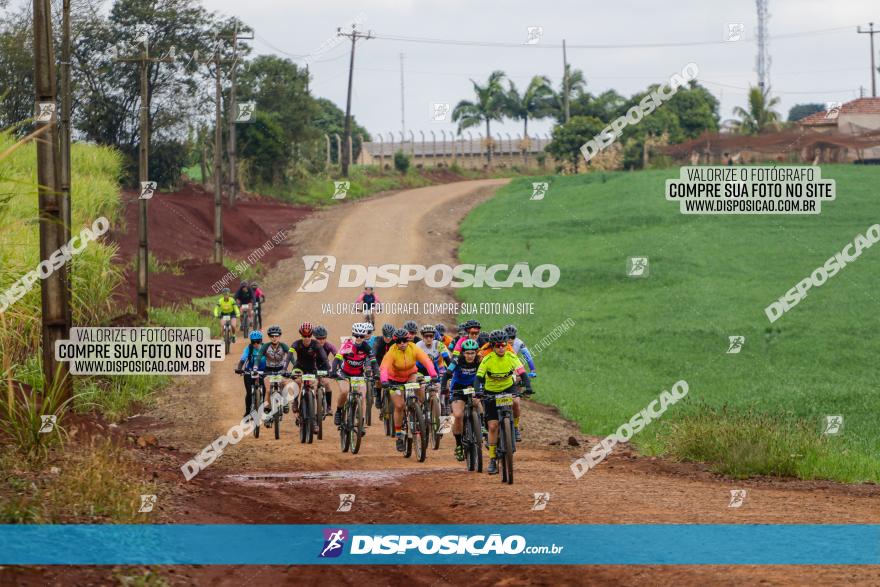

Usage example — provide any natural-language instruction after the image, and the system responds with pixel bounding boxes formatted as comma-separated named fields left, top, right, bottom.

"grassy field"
left=457, top=166, right=880, bottom=483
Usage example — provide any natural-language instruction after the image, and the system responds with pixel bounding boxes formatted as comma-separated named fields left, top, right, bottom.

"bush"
left=394, top=150, right=410, bottom=174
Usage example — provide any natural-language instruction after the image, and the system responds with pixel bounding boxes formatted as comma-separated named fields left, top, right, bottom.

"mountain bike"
left=422, top=375, right=443, bottom=450
left=389, top=381, right=426, bottom=462
left=339, top=376, right=365, bottom=454
left=461, top=386, right=483, bottom=472
left=493, top=392, right=517, bottom=484
left=238, top=369, right=265, bottom=438
left=253, top=300, right=262, bottom=330
left=363, top=363, right=374, bottom=426
left=316, top=370, right=330, bottom=440
left=221, top=315, right=233, bottom=355
left=380, top=383, right=393, bottom=437
left=264, top=371, right=291, bottom=440
left=295, top=370, right=318, bottom=444
left=240, top=304, right=251, bottom=337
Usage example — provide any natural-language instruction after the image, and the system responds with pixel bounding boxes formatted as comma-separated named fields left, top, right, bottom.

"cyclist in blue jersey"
left=441, top=338, right=482, bottom=461
left=235, top=330, right=267, bottom=417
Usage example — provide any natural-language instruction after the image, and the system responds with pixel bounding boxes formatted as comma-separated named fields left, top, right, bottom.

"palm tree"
left=733, top=87, right=781, bottom=134
left=452, top=71, right=507, bottom=166
left=552, top=67, right=586, bottom=122
left=503, top=75, right=554, bottom=165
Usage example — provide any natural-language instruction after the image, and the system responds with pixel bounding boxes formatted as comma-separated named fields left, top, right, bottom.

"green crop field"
left=457, top=166, right=880, bottom=483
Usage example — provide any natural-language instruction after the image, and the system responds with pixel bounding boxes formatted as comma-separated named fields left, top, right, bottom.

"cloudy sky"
left=209, top=0, right=877, bottom=137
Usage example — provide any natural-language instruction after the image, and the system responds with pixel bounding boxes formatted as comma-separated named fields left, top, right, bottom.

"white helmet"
left=364, top=322, right=375, bottom=334
left=351, top=323, right=370, bottom=337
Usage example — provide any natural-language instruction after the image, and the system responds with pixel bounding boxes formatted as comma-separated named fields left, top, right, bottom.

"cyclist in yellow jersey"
left=476, top=329, right=532, bottom=475
left=213, top=288, right=241, bottom=342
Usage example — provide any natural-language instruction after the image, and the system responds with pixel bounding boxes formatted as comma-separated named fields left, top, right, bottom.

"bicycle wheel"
left=316, top=387, right=325, bottom=440
left=306, top=392, right=315, bottom=444
left=241, top=311, right=249, bottom=338
left=383, top=391, right=393, bottom=437
left=365, top=380, right=373, bottom=427
left=224, top=326, right=231, bottom=355
left=339, top=403, right=350, bottom=453
left=501, top=416, right=514, bottom=485
left=350, top=398, right=363, bottom=454
left=403, top=410, right=413, bottom=458
left=299, top=392, right=309, bottom=444
left=412, top=404, right=427, bottom=463
left=467, top=407, right=482, bottom=472
left=430, top=396, right=442, bottom=450
left=252, top=387, right=261, bottom=439
left=274, top=410, right=280, bottom=440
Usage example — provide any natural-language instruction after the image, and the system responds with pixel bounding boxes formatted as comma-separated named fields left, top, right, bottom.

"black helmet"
left=314, top=325, right=328, bottom=338
left=267, top=325, right=282, bottom=337
left=503, top=324, right=517, bottom=339
left=392, top=328, right=408, bottom=343
left=382, top=323, right=395, bottom=336
left=488, top=329, right=507, bottom=344
left=435, top=323, right=446, bottom=334
left=464, top=319, right=481, bottom=330
left=403, top=320, right=418, bottom=333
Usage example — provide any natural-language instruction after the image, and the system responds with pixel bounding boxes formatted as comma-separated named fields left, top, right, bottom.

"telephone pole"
left=857, top=23, right=878, bottom=97
left=59, top=0, right=72, bottom=332
left=562, top=39, right=570, bottom=123
left=400, top=53, right=405, bottom=138
left=115, top=38, right=175, bottom=320
left=220, top=24, right=253, bottom=207
left=33, top=0, right=71, bottom=396
left=338, top=24, right=372, bottom=177
left=212, top=51, right=224, bottom=263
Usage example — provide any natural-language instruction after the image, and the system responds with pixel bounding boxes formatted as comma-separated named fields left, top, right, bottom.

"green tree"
left=0, top=7, right=33, bottom=130
left=569, top=89, right=627, bottom=124
left=311, top=97, right=370, bottom=165
left=733, top=87, right=781, bottom=135
left=788, top=103, right=824, bottom=122
left=664, top=82, right=720, bottom=138
left=452, top=70, right=507, bottom=165
left=549, top=67, right=587, bottom=123
left=502, top=75, right=554, bottom=165
left=545, top=115, right=605, bottom=173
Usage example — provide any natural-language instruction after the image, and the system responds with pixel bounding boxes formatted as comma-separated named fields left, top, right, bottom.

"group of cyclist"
left=212, top=281, right=265, bottom=342
left=221, top=285, right=538, bottom=475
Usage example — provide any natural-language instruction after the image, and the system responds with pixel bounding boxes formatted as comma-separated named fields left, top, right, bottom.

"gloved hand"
left=235, top=368, right=243, bottom=375
left=529, top=371, right=537, bottom=378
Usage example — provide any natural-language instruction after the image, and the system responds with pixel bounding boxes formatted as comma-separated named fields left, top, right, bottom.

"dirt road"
left=31, top=179, right=879, bottom=586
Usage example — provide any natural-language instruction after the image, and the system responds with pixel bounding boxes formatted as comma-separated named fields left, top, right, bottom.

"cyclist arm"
left=414, top=347, right=437, bottom=378
left=283, top=344, right=294, bottom=371
left=236, top=346, right=250, bottom=371
left=316, top=343, right=330, bottom=371
left=355, top=292, right=365, bottom=303
left=520, top=345, right=536, bottom=372
left=331, top=353, right=343, bottom=376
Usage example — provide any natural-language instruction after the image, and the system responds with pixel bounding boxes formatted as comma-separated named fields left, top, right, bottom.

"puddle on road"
left=226, top=468, right=459, bottom=486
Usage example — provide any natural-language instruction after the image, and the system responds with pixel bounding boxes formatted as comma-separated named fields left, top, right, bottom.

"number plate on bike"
left=405, top=388, right=417, bottom=399
left=404, top=382, right=420, bottom=390
left=463, top=387, right=475, bottom=396
left=317, top=370, right=327, bottom=376
left=302, top=374, right=316, bottom=382
left=267, top=375, right=283, bottom=383
left=350, top=376, right=365, bottom=386
left=495, top=394, right=513, bottom=406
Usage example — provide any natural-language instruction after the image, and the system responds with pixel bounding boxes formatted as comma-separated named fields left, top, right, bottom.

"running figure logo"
left=525, top=26, right=543, bottom=45
left=627, top=257, right=649, bottom=277
left=431, top=103, right=450, bottom=122
left=236, top=101, right=256, bottom=123
left=337, top=494, right=355, bottom=512
left=530, top=182, right=549, bottom=200
left=728, top=489, right=747, bottom=508
left=824, top=101, right=842, bottom=120
left=39, top=415, right=56, bottom=434
left=727, top=336, right=745, bottom=354
left=36, top=102, right=56, bottom=123
left=139, top=181, right=157, bottom=200
left=332, top=181, right=350, bottom=200
left=726, top=23, right=744, bottom=42
left=298, top=255, right=337, bottom=293
left=822, top=415, right=843, bottom=436
left=138, top=494, right=157, bottom=513
left=532, top=492, right=550, bottom=510
left=319, top=528, right=348, bottom=558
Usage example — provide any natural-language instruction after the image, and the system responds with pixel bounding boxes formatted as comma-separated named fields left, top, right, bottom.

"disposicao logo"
left=319, top=528, right=348, bottom=558
left=298, top=255, right=338, bottom=293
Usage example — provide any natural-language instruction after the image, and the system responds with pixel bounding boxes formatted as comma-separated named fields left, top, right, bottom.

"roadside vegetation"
left=457, top=165, right=880, bottom=483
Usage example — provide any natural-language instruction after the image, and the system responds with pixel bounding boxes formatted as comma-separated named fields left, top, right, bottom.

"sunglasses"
left=423, top=333, right=434, bottom=337
left=468, top=330, right=480, bottom=335
left=352, top=335, right=365, bottom=339
left=493, top=342, right=507, bottom=348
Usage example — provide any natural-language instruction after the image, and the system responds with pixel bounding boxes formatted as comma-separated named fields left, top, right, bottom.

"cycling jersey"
left=478, top=341, right=514, bottom=359
left=333, top=339, right=378, bottom=377
left=452, top=333, right=489, bottom=358
left=356, top=291, right=379, bottom=310
left=291, top=339, right=330, bottom=373
left=444, top=355, right=480, bottom=389
left=416, top=339, right=451, bottom=372
left=379, top=342, right=437, bottom=383
left=511, top=337, right=536, bottom=372
left=477, top=351, right=525, bottom=393
left=213, top=296, right=240, bottom=317
left=320, top=340, right=337, bottom=358
left=372, top=338, right=393, bottom=367
left=252, top=287, right=265, bottom=302
left=235, top=286, right=254, bottom=305
left=238, top=345, right=267, bottom=371
left=255, top=342, right=292, bottom=370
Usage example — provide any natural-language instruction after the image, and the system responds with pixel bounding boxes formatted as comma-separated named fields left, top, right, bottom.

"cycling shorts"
left=481, top=385, right=516, bottom=421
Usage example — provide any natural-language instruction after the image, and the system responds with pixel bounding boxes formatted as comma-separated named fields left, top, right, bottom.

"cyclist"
left=355, top=286, right=380, bottom=325
left=213, top=288, right=241, bottom=343
left=251, top=281, right=265, bottom=327
left=441, top=338, right=482, bottom=461
left=477, top=334, right=514, bottom=359
left=253, top=325, right=294, bottom=414
left=314, top=325, right=337, bottom=409
left=379, top=328, right=437, bottom=452
left=503, top=324, right=536, bottom=442
left=403, top=320, right=421, bottom=344
left=370, top=323, right=395, bottom=408
left=234, top=281, right=256, bottom=331
left=362, top=322, right=375, bottom=349
left=234, top=330, right=267, bottom=418
left=416, top=323, right=451, bottom=377
left=452, top=319, right=488, bottom=359
left=435, top=323, right=453, bottom=349
left=291, top=322, right=331, bottom=432
left=477, top=329, right=532, bottom=475
left=332, top=323, right=379, bottom=428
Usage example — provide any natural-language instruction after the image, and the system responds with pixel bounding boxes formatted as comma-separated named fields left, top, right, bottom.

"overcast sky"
left=166, top=1, right=880, bottom=137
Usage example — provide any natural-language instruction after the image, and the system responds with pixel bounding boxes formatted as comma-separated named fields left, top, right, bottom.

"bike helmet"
left=464, top=319, right=481, bottom=331
left=352, top=323, right=370, bottom=337
left=488, top=329, right=507, bottom=344
left=420, top=324, right=435, bottom=335
left=435, top=323, right=446, bottom=335
left=249, top=330, right=263, bottom=342
left=240, top=280, right=249, bottom=287
left=314, top=325, right=328, bottom=338
left=504, top=324, right=518, bottom=339
left=364, top=322, right=375, bottom=334
left=250, top=281, right=258, bottom=288
left=403, top=320, right=418, bottom=333
left=461, top=338, right=479, bottom=351
left=392, top=328, right=408, bottom=343
left=299, top=322, right=313, bottom=336
left=267, top=325, right=282, bottom=337
left=221, top=287, right=231, bottom=294
left=382, top=323, right=395, bottom=337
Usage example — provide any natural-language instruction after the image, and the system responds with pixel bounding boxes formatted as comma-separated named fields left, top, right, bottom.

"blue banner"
left=0, top=524, right=877, bottom=565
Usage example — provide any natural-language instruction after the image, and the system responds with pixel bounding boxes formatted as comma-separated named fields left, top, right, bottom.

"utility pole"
left=220, top=23, right=253, bottom=207
left=115, top=37, right=175, bottom=320
left=562, top=39, right=570, bottom=123
left=857, top=23, right=878, bottom=97
left=755, top=0, right=770, bottom=92
left=400, top=53, right=405, bottom=138
left=59, top=0, right=72, bottom=333
left=212, top=51, right=224, bottom=263
left=33, top=0, right=71, bottom=396
left=338, top=24, right=372, bottom=177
